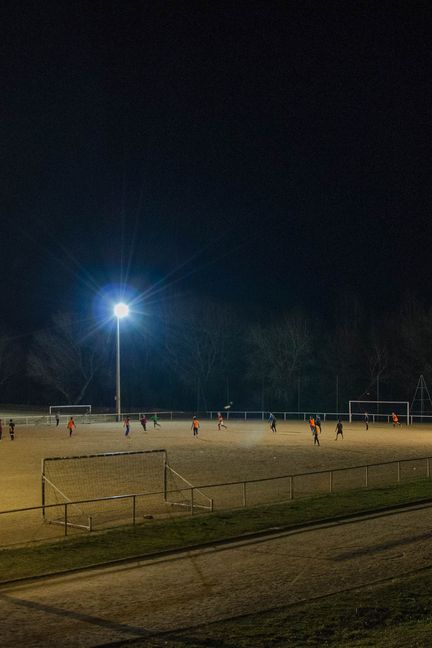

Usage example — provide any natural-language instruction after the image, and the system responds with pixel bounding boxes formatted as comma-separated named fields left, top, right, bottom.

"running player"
left=335, top=418, right=344, bottom=440
left=313, top=425, right=320, bottom=446
left=140, top=414, right=147, bottom=432
left=217, top=412, right=227, bottom=430
left=151, top=413, right=161, bottom=428
left=269, top=412, right=277, bottom=433
left=191, top=416, right=200, bottom=437
left=123, top=416, right=131, bottom=436
left=315, top=415, right=322, bottom=434
left=364, top=412, right=369, bottom=430
left=67, top=417, right=75, bottom=437
left=392, top=412, right=400, bottom=427
left=309, top=415, right=316, bottom=437
left=9, top=419, right=15, bottom=440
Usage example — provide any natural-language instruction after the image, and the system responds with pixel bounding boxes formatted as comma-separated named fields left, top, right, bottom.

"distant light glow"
left=114, top=303, right=129, bottom=319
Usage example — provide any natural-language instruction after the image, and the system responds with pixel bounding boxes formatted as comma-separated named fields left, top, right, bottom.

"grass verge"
left=131, top=568, right=432, bottom=647
left=1, top=478, right=432, bottom=583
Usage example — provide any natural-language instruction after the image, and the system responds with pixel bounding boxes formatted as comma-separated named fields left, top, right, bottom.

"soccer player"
left=151, top=413, right=161, bottom=428
left=123, top=416, right=131, bottom=436
left=364, top=412, right=369, bottom=430
left=268, top=412, right=277, bottom=433
left=67, top=417, right=75, bottom=437
left=392, top=412, right=400, bottom=427
left=315, top=415, right=322, bottom=434
left=335, top=418, right=344, bottom=440
left=191, top=416, right=200, bottom=437
left=140, top=414, right=147, bottom=432
left=55, top=411, right=60, bottom=427
left=313, top=425, right=320, bottom=446
left=309, top=415, right=316, bottom=437
left=217, top=412, right=227, bottom=430
left=9, top=419, right=15, bottom=440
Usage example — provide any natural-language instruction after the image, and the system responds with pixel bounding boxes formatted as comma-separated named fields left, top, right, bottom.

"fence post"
left=64, top=504, right=68, bottom=536
left=365, top=465, right=368, bottom=488
left=191, top=488, right=194, bottom=515
left=244, top=411, right=247, bottom=421
left=397, top=461, right=401, bottom=483
left=242, top=482, right=247, bottom=507
left=427, top=458, right=430, bottom=479
left=289, top=475, right=294, bottom=500
left=132, top=495, right=136, bottom=526
left=329, top=471, right=333, bottom=493
left=284, top=412, right=287, bottom=421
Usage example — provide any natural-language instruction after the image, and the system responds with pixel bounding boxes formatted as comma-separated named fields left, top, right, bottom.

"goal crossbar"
left=49, top=405, right=92, bottom=415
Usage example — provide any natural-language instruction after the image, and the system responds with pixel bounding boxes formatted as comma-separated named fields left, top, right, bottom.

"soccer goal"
left=348, top=401, right=410, bottom=425
left=48, top=405, right=92, bottom=425
left=41, top=449, right=213, bottom=531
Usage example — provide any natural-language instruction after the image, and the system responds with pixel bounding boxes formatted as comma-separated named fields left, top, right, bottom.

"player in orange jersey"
left=392, top=412, right=400, bottom=427
left=309, top=415, right=315, bottom=437
left=67, top=417, right=76, bottom=437
left=191, top=416, right=200, bottom=437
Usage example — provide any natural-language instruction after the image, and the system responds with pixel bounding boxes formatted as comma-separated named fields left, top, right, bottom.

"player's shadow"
left=0, top=593, right=150, bottom=638
left=333, top=530, right=432, bottom=561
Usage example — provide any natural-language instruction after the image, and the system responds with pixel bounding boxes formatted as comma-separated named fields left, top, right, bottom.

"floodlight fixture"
left=114, top=302, right=129, bottom=319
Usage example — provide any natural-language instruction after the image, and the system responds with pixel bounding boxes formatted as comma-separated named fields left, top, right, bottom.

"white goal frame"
left=41, top=449, right=213, bottom=531
left=49, top=405, right=92, bottom=415
left=349, top=400, right=410, bottom=425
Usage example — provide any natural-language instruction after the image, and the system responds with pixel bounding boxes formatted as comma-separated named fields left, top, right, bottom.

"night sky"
left=2, top=2, right=431, bottom=333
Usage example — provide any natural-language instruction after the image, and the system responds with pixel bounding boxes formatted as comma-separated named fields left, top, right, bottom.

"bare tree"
left=28, top=312, right=108, bottom=404
left=247, top=309, right=313, bottom=405
left=163, top=298, right=236, bottom=409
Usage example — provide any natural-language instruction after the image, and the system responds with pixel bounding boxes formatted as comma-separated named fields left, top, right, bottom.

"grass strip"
left=132, top=567, right=432, bottom=648
left=1, top=478, right=432, bottom=583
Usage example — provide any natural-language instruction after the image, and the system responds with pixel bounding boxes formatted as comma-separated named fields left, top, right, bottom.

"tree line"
left=1, top=294, right=431, bottom=413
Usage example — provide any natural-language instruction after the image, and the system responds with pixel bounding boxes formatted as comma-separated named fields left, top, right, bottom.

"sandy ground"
left=1, top=418, right=432, bottom=545
left=1, top=504, right=432, bottom=647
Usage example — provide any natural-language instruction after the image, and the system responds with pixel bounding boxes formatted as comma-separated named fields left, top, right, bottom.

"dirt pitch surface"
left=2, top=505, right=432, bottom=647
left=1, top=417, right=432, bottom=545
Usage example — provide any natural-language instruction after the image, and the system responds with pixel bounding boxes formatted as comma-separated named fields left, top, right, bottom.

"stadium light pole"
left=114, top=303, right=129, bottom=422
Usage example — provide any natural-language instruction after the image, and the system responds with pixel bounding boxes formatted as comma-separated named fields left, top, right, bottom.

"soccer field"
left=1, top=417, right=432, bottom=546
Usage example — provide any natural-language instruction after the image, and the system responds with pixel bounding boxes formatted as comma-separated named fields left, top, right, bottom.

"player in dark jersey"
left=335, top=418, right=343, bottom=440
left=9, top=419, right=15, bottom=440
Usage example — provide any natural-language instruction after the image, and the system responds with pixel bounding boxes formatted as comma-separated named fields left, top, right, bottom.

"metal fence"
left=4, top=410, right=432, bottom=426
left=1, top=454, right=432, bottom=548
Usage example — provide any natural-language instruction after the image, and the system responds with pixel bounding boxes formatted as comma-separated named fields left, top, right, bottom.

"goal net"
left=49, top=405, right=92, bottom=424
left=41, top=450, right=212, bottom=531
left=348, top=401, right=410, bottom=425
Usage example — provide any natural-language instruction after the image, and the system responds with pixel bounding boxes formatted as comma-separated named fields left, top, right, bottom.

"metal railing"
left=1, top=454, right=432, bottom=547
left=5, top=409, right=432, bottom=426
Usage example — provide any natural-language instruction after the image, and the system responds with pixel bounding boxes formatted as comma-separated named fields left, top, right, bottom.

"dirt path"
left=1, top=504, right=432, bottom=647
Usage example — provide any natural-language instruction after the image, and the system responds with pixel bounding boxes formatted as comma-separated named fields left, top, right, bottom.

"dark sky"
left=1, top=1, right=431, bottom=330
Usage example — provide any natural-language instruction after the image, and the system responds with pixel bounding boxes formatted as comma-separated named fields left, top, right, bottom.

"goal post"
left=49, top=405, right=92, bottom=415
left=48, top=405, right=92, bottom=425
left=41, top=449, right=212, bottom=531
left=348, top=400, right=410, bottom=425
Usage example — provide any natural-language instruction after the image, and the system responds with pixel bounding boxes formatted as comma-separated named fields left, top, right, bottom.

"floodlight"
left=114, top=303, right=129, bottom=319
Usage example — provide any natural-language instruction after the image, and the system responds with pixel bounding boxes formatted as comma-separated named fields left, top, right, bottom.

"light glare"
left=114, top=302, right=129, bottom=319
